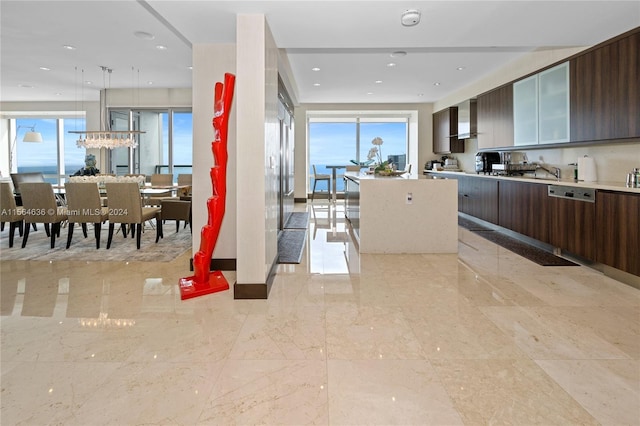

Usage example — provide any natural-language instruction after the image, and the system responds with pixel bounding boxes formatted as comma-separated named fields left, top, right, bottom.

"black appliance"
left=475, top=152, right=500, bottom=174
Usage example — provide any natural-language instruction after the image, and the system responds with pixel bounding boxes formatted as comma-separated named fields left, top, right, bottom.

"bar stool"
left=311, top=165, right=330, bottom=201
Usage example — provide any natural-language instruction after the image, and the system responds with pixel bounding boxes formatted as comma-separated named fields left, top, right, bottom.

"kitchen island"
left=344, top=172, right=458, bottom=253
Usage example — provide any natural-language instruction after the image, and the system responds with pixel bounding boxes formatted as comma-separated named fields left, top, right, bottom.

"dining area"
left=0, top=172, right=193, bottom=257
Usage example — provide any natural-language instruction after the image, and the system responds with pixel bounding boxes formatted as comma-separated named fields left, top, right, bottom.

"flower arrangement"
left=367, top=137, right=393, bottom=175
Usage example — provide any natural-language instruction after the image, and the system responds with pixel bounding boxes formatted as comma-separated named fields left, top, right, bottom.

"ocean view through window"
left=308, top=115, right=409, bottom=194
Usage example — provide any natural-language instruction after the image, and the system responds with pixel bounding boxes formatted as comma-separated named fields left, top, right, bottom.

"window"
left=307, top=114, right=409, bottom=193
left=13, top=118, right=64, bottom=184
left=109, top=108, right=192, bottom=180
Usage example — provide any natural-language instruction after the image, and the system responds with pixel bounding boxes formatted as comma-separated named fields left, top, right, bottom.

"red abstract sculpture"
left=179, top=73, right=235, bottom=300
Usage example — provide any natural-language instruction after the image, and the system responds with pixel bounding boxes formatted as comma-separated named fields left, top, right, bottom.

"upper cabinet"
left=514, top=62, right=570, bottom=146
left=432, top=107, right=464, bottom=154
left=477, top=84, right=514, bottom=149
left=570, top=31, right=640, bottom=142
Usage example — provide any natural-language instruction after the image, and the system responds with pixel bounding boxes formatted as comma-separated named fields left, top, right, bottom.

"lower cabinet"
left=596, top=191, right=640, bottom=276
left=548, top=196, right=596, bottom=261
left=460, top=176, right=499, bottom=224
left=498, top=180, right=550, bottom=244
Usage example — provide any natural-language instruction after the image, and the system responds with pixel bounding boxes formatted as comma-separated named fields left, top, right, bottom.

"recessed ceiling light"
left=375, top=80, right=383, bottom=84
left=390, top=51, right=407, bottom=58
left=39, top=67, right=51, bottom=71
left=456, top=67, right=465, bottom=71
left=134, top=31, right=155, bottom=40
left=62, top=44, right=76, bottom=50
left=417, top=93, right=425, bottom=97
left=433, top=82, right=441, bottom=86
left=155, top=45, right=167, bottom=50
left=367, top=92, right=374, bottom=95
left=85, top=81, right=93, bottom=85
left=387, top=62, right=397, bottom=67
left=55, top=92, right=62, bottom=96
left=147, top=81, right=153, bottom=85
left=18, top=84, right=33, bottom=88
left=313, top=83, right=321, bottom=87
left=187, top=66, right=193, bottom=70
left=312, top=67, right=320, bottom=71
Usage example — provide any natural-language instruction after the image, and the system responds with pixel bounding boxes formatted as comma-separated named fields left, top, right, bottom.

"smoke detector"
left=401, top=9, right=421, bottom=26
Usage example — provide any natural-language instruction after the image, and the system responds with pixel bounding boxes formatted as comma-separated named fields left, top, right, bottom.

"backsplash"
left=438, top=138, right=640, bottom=184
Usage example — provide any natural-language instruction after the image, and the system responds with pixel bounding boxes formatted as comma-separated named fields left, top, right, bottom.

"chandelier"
left=70, top=130, right=144, bottom=149
left=70, top=66, right=144, bottom=149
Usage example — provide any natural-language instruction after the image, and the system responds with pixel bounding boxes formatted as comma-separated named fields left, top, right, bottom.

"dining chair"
left=64, top=182, right=109, bottom=249
left=177, top=173, right=192, bottom=197
left=0, top=182, right=25, bottom=248
left=105, top=182, right=162, bottom=249
left=160, top=199, right=192, bottom=233
left=10, top=172, right=45, bottom=205
left=148, top=173, right=174, bottom=205
left=311, top=165, right=330, bottom=201
left=19, top=182, right=68, bottom=249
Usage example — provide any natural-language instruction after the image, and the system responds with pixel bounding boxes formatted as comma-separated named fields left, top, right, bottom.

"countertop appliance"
left=475, top=152, right=500, bottom=174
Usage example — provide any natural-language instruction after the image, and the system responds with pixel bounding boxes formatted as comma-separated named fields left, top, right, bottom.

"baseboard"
left=233, top=258, right=277, bottom=299
left=188, top=257, right=237, bottom=271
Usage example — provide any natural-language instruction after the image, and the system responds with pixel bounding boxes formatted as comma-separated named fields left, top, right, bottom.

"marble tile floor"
left=1, top=200, right=639, bottom=425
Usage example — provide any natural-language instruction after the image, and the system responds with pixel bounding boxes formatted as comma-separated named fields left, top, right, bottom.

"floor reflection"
left=308, top=201, right=356, bottom=275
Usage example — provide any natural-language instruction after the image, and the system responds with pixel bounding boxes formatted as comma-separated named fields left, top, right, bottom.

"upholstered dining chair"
left=105, top=182, right=162, bottom=249
left=10, top=172, right=45, bottom=206
left=160, top=199, right=192, bottom=233
left=177, top=173, right=192, bottom=197
left=311, top=165, right=330, bottom=201
left=64, top=182, right=109, bottom=249
left=148, top=173, right=174, bottom=205
left=0, top=182, right=25, bottom=248
left=19, top=182, right=68, bottom=249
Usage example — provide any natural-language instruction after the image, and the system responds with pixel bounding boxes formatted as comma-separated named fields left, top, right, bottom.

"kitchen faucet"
left=535, top=164, right=561, bottom=180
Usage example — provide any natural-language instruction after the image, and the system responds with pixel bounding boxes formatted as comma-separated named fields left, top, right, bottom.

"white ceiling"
left=1, top=0, right=638, bottom=104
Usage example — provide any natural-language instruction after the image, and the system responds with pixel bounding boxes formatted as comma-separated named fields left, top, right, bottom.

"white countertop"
left=425, top=170, right=640, bottom=194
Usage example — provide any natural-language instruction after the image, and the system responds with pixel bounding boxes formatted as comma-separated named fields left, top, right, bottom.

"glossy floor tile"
left=1, top=200, right=639, bottom=425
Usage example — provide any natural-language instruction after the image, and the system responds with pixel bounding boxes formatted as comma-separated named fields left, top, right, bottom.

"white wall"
left=191, top=44, right=237, bottom=260
left=236, top=14, right=280, bottom=284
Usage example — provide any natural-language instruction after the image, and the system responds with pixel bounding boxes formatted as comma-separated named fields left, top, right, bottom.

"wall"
left=235, top=14, right=280, bottom=285
left=292, top=103, right=433, bottom=199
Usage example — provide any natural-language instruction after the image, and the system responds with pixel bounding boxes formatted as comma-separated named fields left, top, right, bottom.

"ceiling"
left=1, top=0, right=639, bottom=105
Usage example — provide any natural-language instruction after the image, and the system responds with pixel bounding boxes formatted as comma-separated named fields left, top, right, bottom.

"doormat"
left=278, top=230, right=307, bottom=264
left=284, top=212, right=309, bottom=230
left=472, top=230, right=579, bottom=267
left=458, top=216, right=493, bottom=231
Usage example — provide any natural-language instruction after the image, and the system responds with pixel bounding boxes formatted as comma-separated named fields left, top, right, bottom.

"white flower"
left=371, top=137, right=384, bottom=146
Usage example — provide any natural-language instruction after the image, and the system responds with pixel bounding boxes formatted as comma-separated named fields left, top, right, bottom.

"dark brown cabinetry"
left=432, top=107, right=464, bottom=154
left=570, top=31, right=640, bottom=141
left=458, top=175, right=499, bottom=224
left=476, top=84, right=514, bottom=149
left=498, top=180, right=550, bottom=243
left=548, top=196, right=596, bottom=261
left=596, top=191, right=640, bottom=276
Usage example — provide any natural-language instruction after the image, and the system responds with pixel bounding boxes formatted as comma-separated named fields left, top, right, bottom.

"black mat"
left=278, top=230, right=307, bottom=264
left=458, top=216, right=493, bottom=231
left=458, top=217, right=578, bottom=267
left=284, top=212, right=309, bottom=229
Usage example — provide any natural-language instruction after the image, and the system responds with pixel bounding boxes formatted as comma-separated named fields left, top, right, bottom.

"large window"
left=9, top=109, right=191, bottom=184
left=308, top=115, right=409, bottom=193
left=109, top=108, right=192, bottom=181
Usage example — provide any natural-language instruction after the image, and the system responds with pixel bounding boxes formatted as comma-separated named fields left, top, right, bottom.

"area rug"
left=284, top=212, right=309, bottom=230
left=0, top=225, right=191, bottom=263
left=278, top=230, right=307, bottom=264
